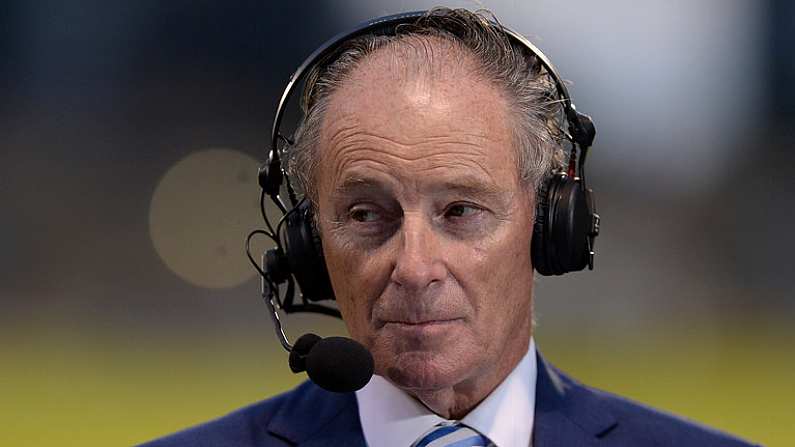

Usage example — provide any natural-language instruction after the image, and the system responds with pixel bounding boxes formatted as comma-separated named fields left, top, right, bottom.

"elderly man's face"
left=315, top=46, right=536, bottom=394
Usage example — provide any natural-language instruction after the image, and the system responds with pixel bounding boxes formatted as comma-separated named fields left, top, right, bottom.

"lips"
left=375, top=314, right=464, bottom=329
left=383, top=318, right=462, bottom=326
left=371, top=292, right=467, bottom=329
left=379, top=319, right=464, bottom=343
left=379, top=318, right=464, bottom=334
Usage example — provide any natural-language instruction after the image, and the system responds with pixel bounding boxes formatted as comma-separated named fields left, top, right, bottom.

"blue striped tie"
left=412, top=422, right=494, bottom=447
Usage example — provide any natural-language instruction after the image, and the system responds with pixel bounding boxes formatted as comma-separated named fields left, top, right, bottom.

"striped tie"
left=412, top=422, right=494, bottom=447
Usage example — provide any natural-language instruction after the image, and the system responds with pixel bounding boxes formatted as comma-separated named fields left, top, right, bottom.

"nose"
left=390, top=213, right=447, bottom=290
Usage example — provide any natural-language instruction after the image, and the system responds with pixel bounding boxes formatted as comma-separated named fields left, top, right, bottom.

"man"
left=143, top=8, right=758, bottom=447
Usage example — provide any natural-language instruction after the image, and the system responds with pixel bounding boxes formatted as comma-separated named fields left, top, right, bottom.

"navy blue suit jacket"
left=140, top=352, right=758, bottom=446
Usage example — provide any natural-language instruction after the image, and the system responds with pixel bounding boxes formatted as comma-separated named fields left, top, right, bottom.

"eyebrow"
left=435, top=176, right=505, bottom=199
left=333, top=174, right=508, bottom=203
left=333, top=176, right=390, bottom=196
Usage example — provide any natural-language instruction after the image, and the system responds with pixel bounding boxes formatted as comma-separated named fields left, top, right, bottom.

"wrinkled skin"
left=315, top=41, right=536, bottom=419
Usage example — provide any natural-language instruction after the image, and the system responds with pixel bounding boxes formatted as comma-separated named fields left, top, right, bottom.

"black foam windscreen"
left=304, top=336, right=374, bottom=393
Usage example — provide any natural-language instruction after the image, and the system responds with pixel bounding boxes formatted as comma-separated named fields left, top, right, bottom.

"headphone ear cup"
left=532, top=174, right=592, bottom=275
left=532, top=178, right=553, bottom=275
left=552, top=177, right=591, bottom=273
left=283, top=201, right=335, bottom=301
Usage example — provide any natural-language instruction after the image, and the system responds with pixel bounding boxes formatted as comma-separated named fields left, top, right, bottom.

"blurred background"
left=1, top=0, right=793, bottom=445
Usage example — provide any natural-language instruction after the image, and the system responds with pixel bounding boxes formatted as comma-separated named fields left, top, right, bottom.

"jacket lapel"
left=533, top=351, right=618, bottom=447
left=265, top=381, right=366, bottom=446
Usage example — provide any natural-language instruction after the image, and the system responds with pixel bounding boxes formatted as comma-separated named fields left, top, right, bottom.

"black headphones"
left=250, top=10, right=601, bottom=316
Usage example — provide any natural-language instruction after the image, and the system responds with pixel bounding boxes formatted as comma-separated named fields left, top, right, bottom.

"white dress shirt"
left=355, top=338, right=537, bottom=447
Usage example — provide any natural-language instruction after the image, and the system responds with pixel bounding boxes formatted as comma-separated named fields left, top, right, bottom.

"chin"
left=379, top=349, right=477, bottom=391
left=365, top=322, right=486, bottom=390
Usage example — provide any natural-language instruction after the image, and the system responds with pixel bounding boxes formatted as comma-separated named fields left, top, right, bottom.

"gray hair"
left=284, top=7, right=566, bottom=205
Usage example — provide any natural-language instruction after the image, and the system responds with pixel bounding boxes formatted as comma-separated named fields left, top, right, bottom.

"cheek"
left=322, top=237, right=390, bottom=340
left=455, top=220, right=534, bottom=327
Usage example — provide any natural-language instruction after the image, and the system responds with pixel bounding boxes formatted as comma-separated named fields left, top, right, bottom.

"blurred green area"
left=1, top=323, right=790, bottom=446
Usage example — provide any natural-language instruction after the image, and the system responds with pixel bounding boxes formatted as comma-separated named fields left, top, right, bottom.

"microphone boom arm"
left=261, top=260, right=293, bottom=352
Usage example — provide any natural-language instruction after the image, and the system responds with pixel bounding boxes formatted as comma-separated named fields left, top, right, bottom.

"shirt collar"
left=355, top=338, right=537, bottom=447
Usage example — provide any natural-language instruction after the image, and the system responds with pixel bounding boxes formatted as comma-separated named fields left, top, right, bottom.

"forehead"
left=317, top=38, right=520, bottom=192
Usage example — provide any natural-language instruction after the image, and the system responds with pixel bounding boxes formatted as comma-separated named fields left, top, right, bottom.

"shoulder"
left=137, top=381, right=314, bottom=447
left=547, top=361, right=760, bottom=447
left=593, top=387, right=757, bottom=446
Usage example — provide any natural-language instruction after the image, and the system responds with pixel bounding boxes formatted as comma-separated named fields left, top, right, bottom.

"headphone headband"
left=270, top=10, right=594, bottom=153
left=249, top=9, right=601, bottom=318
left=249, top=11, right=600, bottom=391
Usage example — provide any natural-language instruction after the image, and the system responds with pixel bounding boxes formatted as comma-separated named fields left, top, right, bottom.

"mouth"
left=380, top=318, right=464, bottom=336
left=384, top=318, right=462, bottom=327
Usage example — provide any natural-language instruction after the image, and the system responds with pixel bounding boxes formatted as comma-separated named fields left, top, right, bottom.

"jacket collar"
left=533, top=350, right=618, bottom=446
left=265, top=351, right=617, bottom=446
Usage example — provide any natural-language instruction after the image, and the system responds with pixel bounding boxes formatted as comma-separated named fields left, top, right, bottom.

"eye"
left=445, top=203, right=481, bottom=219
left=349, top=205, right=381, bottom=223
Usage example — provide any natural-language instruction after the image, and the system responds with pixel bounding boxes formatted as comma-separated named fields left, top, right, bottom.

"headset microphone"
left=252, top=249, right=374, bottom=393
left=289, top=334, right=374, bottom=393
left=246, top=10, right=601, bottom=394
